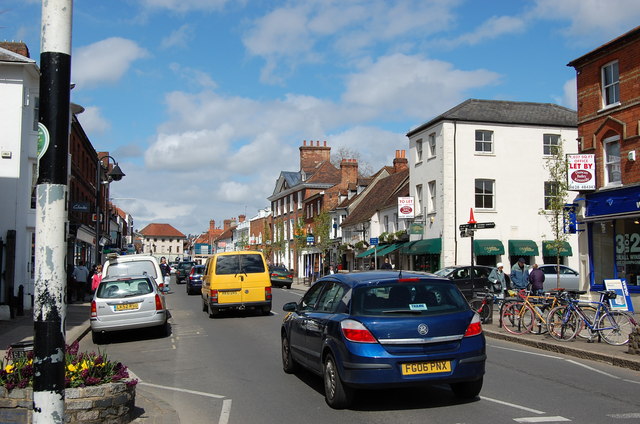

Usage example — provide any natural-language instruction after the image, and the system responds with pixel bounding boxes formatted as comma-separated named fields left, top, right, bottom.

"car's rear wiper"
left=381, top=309, right=423, bottom=314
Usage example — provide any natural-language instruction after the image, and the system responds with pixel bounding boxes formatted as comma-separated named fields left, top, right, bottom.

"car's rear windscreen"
left=105, top=260, right=158, bottom=279
left=97, top=279, right=153, bottom=298
left=352, top=280, right=468, bottom=316
left=215, top=254, right=265, bottom=275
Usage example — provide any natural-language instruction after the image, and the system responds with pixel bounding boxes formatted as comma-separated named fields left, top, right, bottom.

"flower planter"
left=0, top=380, right=136, bottom=423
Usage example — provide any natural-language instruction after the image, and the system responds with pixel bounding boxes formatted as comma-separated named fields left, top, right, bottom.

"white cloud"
left=72, top=38, right=149, bottom=88
left=168, top=63, right=217, bottom=89
left=76, top=106, right=110, bottom=135
left=562, top=78, right=577, bottom=110
left=140, top=0, right=230, bottom=13
left=440, top=15, right=526, bottom=48
left=342, top=53, right=501, bottom=119
left=161, top=24, right=195, bottom=49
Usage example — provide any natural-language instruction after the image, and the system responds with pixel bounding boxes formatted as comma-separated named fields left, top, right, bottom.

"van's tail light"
left=265, top=287, right=272, bottom=300
left=155, top=294, right=164, bottom=311
left=209, top=289, right=218, bottom=303
left=464, top=314, right=483, bottom=337
left=341, top=319, right=377, bottom=343
left=91, top=301, right=97, bottom=318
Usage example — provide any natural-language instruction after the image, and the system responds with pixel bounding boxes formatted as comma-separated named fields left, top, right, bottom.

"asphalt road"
left=80, top=284, right=640, bottom=424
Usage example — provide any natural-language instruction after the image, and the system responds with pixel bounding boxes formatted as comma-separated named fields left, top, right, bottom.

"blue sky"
left=3, top=0, right=640, bottom=236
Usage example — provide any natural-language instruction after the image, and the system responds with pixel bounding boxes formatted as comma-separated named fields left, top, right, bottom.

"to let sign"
left=567, top=154, right=595, bottom=191
left=398, top=197, right=415, bottom=219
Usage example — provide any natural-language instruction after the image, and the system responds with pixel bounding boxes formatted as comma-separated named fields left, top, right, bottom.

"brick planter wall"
left=629, top=325, right=640, bottom=355
left=0, top=381, right=135, bottom=423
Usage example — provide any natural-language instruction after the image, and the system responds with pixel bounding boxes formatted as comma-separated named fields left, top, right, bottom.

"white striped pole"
left=34, top=0, right=73, bottom=422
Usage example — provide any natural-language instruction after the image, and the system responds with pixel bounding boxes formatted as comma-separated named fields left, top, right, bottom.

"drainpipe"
left=453, top=120, right=458, bottom=264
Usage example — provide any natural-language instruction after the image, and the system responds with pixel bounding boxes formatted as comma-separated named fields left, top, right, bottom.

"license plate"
left=114, top=303, right=139, bottom=311
left=401, top=360, right=451, bottom=375
left=220, top=290, right=240, bottom=295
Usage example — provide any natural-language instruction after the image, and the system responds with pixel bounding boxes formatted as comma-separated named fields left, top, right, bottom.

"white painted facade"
left=0, top=49, right=39, bottom=309
left=408, top=119, right=579, bottom=270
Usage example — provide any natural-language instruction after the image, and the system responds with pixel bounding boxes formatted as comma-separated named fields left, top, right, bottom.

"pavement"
left=0, top=282, right=638, bottom=422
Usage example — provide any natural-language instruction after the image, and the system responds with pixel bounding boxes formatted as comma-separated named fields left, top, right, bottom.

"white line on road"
left=480, top=396, right=545, bottom=414
left=607, top=412, right=640, bottom=419
left=219, top=399, right=232, bottom=424
left=490, top=344, right=560, bottom=359
left=514, top=417, right=571, bottom=422
left=137, top=381, right=226, bottom=399
left=565, top=359, right=622, bottom=379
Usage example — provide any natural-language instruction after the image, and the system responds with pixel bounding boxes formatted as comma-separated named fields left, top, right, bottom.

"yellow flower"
left=4, top=364, right=14, bottom=374
left=81, top=360, right=89, bottom=371
left=67, top=363, right=77, bottom=373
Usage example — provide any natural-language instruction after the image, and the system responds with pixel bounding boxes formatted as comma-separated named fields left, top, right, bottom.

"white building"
left=406, top=99, right=579, bottom=272
left=0, top=44, right=39, bottom=313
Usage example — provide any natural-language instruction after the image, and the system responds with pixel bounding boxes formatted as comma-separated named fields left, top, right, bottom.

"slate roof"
left=341, top=169, right=409, bottom=227
left=407, top=99, right=577, bottom=137
left=139, top=223, right=186, bottom=238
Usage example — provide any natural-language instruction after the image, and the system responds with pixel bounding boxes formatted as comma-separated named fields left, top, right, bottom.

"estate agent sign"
left=567, top=154, right=595, bottom=191
left=398, top=197, right=415, bottom=219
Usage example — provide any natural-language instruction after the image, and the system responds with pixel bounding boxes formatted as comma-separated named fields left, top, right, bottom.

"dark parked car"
left=433, top=265, right=494, bottom=299
left=186, top=264, right=205, bottom=295
left=176, top=261, right=196, bottom=284
left=269, top=264, right=293, bottom=289
left=281, top=271, right=486, bottom=409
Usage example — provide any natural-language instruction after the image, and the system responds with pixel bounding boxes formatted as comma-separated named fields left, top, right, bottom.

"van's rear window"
left=105, top=261, right=158, bottom=279
left=216, top=254, right=265, bottom=275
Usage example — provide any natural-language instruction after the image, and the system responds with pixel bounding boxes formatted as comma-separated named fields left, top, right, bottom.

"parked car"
left=269, top=264, right=293, bottom=289
left=281, top=271, right=485, bottom=409
left=90, top=275, right=169, bottom=344
left=433, top=265, right=494, bottom=299
left=186, top=264, right=205, bottom=295
left=176, top=261, right=196, bottom=284
left=102, top=254, right=167, bottom=292
left=201, top=251, right=272, bottom=317
left=537, top=264, right=580, bottom=291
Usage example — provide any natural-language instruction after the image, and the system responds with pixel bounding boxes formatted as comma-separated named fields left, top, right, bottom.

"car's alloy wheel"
left=323, top=354, right=354, bottom=409
left=281, top=336, right=298, bottom=374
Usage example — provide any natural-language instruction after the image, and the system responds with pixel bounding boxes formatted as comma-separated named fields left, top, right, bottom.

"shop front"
left=401, top=238, right=441, bottom=273
left=583, top=185, right=640, bottom=296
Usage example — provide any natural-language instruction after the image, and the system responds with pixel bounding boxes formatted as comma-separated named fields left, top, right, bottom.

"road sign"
left=459, top=222, right=495, bottom=231
left=370, top=237, right=379, bottom=246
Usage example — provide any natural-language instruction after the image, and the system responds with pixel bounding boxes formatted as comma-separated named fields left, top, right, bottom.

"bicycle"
left=500, top=289, right=567, bottom=335
left=469, top=291, right=496, bottom=324
left=547, top=290, right=636, bottom=345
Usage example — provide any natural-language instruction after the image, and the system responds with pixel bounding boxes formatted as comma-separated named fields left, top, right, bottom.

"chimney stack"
left=238, top=214, right=246, bottom=223
left=340, top=158, right=358, bottom=187
left=393, top=150, right=408, bottom=173
left=299, top=140, right=331, bottom=173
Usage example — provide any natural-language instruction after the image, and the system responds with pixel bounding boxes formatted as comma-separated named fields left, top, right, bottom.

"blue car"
left=186, top=264, right=205, bottom=295
left=281, top=271, right=486, bottom=409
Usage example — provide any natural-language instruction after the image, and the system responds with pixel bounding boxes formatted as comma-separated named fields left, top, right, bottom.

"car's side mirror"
left=283, top=302, right=298, bottom=312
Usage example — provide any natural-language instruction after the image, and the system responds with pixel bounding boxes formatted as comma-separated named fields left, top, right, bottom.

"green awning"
left=508, top=239, right=539, bottom=256
left=374, top=243, right=403, bottom=256
left=474, top=239, right=505, bottom=255
left=542, top=241, right=573, bottom=257
left=356, top=247, right=376, bottom=258
left=401, top=238, right=442, bottom=255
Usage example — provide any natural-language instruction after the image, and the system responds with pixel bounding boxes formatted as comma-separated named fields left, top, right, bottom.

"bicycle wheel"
left=530, top=304, right=549, bottom=335
left=501, top=302, right=534, bottom=335
left=576, top=305, right=598, bottom=340
left=547, top=306, right=580, bottom=341
left=470, top=299, right=491, bottom=323
left=598, top=311, right=634, bottom=345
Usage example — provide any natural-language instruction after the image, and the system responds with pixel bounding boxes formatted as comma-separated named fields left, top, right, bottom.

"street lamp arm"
left=95, top=155, right=125, bottom=265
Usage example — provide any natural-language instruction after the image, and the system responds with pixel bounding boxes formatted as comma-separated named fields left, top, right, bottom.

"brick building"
left=568, top=25, right=640, bottom=302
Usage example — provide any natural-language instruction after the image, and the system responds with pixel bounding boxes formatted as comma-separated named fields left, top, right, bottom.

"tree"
left=313, top=211, right=333, bottom=275
left=539, top=140, right=571, bottom=289
left=330, top=146, right=374, bottom=177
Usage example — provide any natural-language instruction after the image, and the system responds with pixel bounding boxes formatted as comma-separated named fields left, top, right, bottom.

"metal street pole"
left=34, top=0, right=73, bottom=422
left=95, top=159, right=102, bottom=266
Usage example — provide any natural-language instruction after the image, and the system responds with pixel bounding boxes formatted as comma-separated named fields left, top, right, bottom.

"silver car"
left=537, top=264, right=580, bottom=291
left=90, top=275, right=169, bottom=344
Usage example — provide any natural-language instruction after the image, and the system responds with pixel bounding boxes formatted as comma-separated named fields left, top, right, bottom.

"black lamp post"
left=94, top=155, right=125, bottom=265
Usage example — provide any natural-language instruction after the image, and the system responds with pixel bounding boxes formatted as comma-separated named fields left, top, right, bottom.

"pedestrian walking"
left=91, top=264, right=103, bottom=294
left=489, top=263, right=509, bottom=298
left=381, top=258, right=393, bottom=270
left=72, top=261, right=90, bottom=302
left=528, top=263, right=545, bottom=295
left=510, top=257, right=530, bottom=291
left=160, top=256, right=171, bottom=293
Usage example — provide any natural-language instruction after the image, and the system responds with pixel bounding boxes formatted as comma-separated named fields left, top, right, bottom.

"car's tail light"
left=265, top=287, right=272, bottom=300
left=190, top=268, right=195, bottom=275
left=155, top=294, right=163, bottom=311
left=270, top=273, right=278, bottom=277
left=91, top=301, right=97, bottom=318
left=464, top=314, right=483, bottom=337
left=209, top=289, right=218, bottom=303
left=287, top=274, right=293, bottom=279
left=341, top=319, right=377, bottom=343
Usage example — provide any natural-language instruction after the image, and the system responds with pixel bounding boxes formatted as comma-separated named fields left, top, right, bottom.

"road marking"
left=623, top=379, right=640, bottom=385
left=481, top=396, right=545, bottom=414
left=491, top=344, right=560, bottom=359
left=138, top=381, right=226, bottom=399
left=565, top=359, right=621, bottom=379
left=219, top=399, right=232, bottom=424
left=514, top=417, right=571, bottom=422
left=608, top=413, right=640, bottom=419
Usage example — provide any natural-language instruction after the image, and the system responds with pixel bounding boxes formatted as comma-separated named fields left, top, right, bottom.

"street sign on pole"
left=370, top=237, right=379, bottom=246
left=459, top=222, right=495, bottom=231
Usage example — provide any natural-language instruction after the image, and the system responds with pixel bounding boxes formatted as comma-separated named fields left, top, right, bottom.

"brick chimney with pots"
left=238, top=214, right=246, bottom=223
left=393, top=150, right=408, bottom=173
left=299, top=140, right=331, bottom=173
left=339, top=158, right=358, bottom=188
left=0, top=41, right=30, bottom=58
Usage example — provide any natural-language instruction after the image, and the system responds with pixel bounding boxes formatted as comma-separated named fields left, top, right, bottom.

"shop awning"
left=355, top=247, right=376, bottom=258
left=374, top=243, right=403, bottom=256
left=473, top=239, right=505, bottom=255
left=400, top=238, right=442, bottom=255
left=508, top=239, right=539, bottom=256
left=542, top=241, right=573, bottom=257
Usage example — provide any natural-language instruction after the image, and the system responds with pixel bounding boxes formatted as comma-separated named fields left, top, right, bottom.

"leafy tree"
left=313, top=211, right=333, bottom=275
left=539, top=140, right=571, bottom=289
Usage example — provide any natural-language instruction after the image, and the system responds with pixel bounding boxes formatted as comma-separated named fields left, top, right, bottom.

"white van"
left=102, top=254, right=165, bottom=292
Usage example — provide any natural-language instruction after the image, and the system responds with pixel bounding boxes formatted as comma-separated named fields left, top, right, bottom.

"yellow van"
left=201, top=251, right=272, bottom=317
